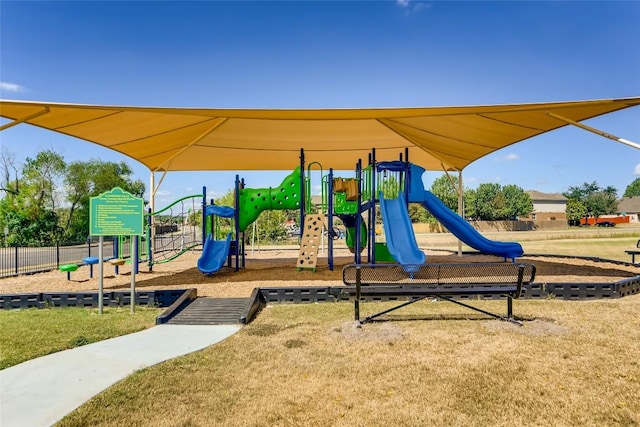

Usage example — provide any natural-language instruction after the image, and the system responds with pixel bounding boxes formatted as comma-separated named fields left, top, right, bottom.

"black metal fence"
left=0, top=228, right=202, bottom=278
left=0, top=240, right=118, bottom=278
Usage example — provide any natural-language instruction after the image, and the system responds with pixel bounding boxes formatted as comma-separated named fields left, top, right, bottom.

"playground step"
left=167, top=297, right=249, bottom=325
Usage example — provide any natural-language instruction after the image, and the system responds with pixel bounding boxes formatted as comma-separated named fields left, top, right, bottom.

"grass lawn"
left=3, top=229, right=639, bottom=426
left=57, top=299, right=640, bottom=426
left=0, top=307, right=160, bottom=369
left=417, top=229, right=640, bottom=263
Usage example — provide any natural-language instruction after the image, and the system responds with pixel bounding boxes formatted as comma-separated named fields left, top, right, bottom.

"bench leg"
left=437, top=295, right=522, bottom=326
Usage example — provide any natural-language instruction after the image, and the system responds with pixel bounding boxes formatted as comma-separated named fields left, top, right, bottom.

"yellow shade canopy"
left=1, top=97, right=638, bottom=172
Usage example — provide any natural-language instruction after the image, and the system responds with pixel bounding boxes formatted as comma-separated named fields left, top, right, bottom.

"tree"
left=464, top=183, right=532, bottom=221
left=564, top=181, right=600, bottom=200
left=63, top=160, right=145, bottom=242
left=471, top=183, right=503, bottom=220
left=0, top=150, right=65, bottom=246
left=408, top=203, right=430, bottom=223
left=566, top=199, right=588, bottom=225
left=502, top=185, right=533, bottom=219
left=430, top=174, right=459, bottom=211
left=623, top=178, right=640, bottom=198
left=585, top=191, right=617, bottom=221
left=22, top=150, right=66, bottom=211
left=379, top=175, right=400, bottom=199
left=564, top=181, right=618, bottom=224
left=0, top=147, right=19, bottom=197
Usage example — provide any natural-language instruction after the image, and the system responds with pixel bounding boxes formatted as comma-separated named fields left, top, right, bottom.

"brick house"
left=523, top=191, right=567, bottom=221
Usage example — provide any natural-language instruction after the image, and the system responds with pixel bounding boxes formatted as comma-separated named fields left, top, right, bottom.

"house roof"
left=617, top=196, right=640, bottom=214
left=526, top=190, right=568, bottom=202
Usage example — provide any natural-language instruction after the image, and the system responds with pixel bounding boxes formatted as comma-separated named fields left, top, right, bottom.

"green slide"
left=341, top=214, right=367, bottom=253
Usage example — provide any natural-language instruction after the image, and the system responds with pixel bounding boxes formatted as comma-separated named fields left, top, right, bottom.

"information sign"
left=90, top=187, right=144, bottom=236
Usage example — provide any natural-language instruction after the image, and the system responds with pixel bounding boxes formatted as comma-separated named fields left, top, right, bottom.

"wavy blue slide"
left=422, top=191, right=524, bottom=259
left=197, top=233, right=232, bottom=275
left=378, top=191, right=426, bottom=266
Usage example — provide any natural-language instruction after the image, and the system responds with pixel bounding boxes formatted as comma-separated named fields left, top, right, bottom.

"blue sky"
left=1, top=0, right=639, bottom=209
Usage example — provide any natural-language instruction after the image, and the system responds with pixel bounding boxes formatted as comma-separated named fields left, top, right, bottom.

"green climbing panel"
left=238, top=167, right=302, bottom=232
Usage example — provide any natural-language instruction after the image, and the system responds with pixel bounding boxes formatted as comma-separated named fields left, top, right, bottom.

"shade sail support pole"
left=0, top=108, right=50, bottom=131
left=547, top=112, right=640, bottom=150
left=439, top=163, right=465, bottom=256
left=151, top=170, right=168, bottom=201
left=457, top=171, right=464, bottom=257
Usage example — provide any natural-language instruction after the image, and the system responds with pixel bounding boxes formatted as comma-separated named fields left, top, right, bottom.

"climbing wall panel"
left=297, top=214, right=324, bottom=272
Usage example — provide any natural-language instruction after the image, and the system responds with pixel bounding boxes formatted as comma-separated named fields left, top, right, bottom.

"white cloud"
left=0, top=81, right=27, bottom=93
left=495, top=153, right=519, bottom=162
left=634, top=164, right=640, bottom=175
left=396, top=0, right=430, bottom=14
left=411, top=3, right=429, bottom=13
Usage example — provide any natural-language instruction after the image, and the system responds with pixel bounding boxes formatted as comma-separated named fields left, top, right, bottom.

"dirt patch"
left=331, top=321, right=406, bottom=343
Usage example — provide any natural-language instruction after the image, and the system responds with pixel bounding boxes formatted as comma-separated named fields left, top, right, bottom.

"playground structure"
left=135, top=148, right=523, bottom=276
left=146, top=193, right=203, bottom=269
left=319, top=149, right=524, bottom=270
left=198, top=205, right=236, bottom=274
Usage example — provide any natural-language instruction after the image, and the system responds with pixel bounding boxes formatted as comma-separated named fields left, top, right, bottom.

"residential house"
left=523, top=191, right=567, bottom=221
left=616, top=196, right=640, bottom=223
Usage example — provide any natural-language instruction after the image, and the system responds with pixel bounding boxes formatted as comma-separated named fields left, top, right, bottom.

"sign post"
left=90, top=187, right=144, bottom=314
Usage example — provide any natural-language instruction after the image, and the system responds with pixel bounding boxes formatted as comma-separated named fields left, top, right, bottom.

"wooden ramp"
left=166, top=297, right=249, bottom=325
left=297, top=214, right=324, bottom=272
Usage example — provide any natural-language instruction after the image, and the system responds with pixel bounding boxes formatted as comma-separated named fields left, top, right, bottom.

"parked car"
left=596, top=221, right=616, bottom=227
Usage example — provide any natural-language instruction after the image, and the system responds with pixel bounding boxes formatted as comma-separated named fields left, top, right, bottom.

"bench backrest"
left=343, top=263, right=536, bottom=287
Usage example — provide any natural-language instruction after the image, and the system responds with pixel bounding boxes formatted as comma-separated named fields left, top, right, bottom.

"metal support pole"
left=458, top=171, right=463, bottom=257
left=131, top=235, right=137, bottom=314
left=98, top=236, right=104, bottom=314
left=355, top=265, right=361, bottom=322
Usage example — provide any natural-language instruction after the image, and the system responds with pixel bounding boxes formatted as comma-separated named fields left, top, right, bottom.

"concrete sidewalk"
left=0, top=324, right=241, bottom=427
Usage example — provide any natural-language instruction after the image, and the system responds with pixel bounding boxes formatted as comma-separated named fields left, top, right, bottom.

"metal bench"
left=625, top=240, right=640, bottom=265
left=342, top=262, right=536, bottom=325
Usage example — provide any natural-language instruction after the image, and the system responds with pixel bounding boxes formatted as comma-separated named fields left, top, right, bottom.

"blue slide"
left=197, top=233, right=232, bottom=275
left=421, top=190, right=524, bottom=259
left=378, top=191, right=426, bottom=266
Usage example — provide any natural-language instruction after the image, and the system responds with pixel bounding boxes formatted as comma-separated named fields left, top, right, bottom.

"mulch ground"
left=1, top=248, right=638, bottom=299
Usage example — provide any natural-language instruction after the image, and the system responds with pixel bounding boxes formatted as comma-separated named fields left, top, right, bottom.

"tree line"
left=2, top=148, right=639, bottom=247
left=1, top=149, right=144, bottom=246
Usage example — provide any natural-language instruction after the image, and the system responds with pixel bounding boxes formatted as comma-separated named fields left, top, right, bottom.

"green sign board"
left=90, top=187, right=144, bottom=236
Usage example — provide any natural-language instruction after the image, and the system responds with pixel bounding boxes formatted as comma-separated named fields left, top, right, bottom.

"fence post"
left=56, top=242, right=60, bottom=268
left=14, top=243, right=18, bottom=276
